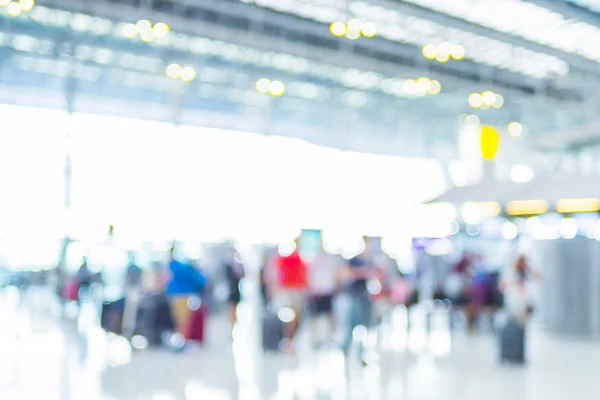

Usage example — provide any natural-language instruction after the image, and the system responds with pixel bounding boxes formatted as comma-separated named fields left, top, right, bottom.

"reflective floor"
left=2, top=286, right=600, bottom=400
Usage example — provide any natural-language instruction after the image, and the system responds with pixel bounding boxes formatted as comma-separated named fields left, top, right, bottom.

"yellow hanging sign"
left=480, top=125, right=500, bottom=160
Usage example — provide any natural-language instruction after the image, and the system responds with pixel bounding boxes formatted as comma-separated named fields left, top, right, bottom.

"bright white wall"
left=0, top=105, right=448, bottom=257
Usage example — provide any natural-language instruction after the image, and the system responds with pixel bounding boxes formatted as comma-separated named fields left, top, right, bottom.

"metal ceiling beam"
left=385, top=0, right=600, bottom=77
left=523, top=0, right=600, bottom=26
left=41, top=0, right=562, bottom=96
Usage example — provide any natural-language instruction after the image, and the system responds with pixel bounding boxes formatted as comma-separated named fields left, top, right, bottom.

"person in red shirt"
left=273, top=238, right=308, bottom=351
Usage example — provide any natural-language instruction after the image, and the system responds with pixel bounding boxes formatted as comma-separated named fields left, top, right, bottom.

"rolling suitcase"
left=185, top=305, right=207, bottom=343
left=262, top=308, right=284, bottom=352
left=135, top=293, right=174, bottom=346
left=499, top=317, right=526, bottom=364
left=101, top=299, right=125, bottom=334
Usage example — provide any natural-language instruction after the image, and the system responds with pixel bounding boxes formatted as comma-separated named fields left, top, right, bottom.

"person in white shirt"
left=308, top=247, right=342, bottom=346
left=500, top=255, right=540, bottom=325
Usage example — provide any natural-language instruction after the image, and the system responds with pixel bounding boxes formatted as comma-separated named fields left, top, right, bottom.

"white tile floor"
left=2, top=286, right=600, bottom=400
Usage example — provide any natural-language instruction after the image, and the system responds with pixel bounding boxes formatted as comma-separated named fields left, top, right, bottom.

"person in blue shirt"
left=166, top=246, right=207, bottom=334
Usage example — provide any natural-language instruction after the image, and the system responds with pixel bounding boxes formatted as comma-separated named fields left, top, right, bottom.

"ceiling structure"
left=1, top=0, right=600, bottom=168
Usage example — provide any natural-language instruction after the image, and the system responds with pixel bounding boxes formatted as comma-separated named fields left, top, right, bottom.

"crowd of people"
left=54, top=238, right=538, bottom=365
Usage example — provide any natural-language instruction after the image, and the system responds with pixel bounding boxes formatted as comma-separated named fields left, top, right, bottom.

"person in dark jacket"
left=224, top=248, right=245, bottom=330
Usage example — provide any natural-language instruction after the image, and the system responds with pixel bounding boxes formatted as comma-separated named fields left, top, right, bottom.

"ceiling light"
left=465, top=114, right=480, bottom=125
left=416, top=77, right=432, bottom=92
left=493, top=94, right=504, bottom=108
left=269, top=80, right=286, bottom=96
left=510, top=165, right=535, bottom=183
left=481, top=91, right=496, bottom=106
left=256, top=78, right=271, bottom=93
left=330, top=20, right=346, bottom=36
left=19, top=0, right=34, bottom=12
left=438, top=42, right=452, bottom=56
left=508, top=122, right=524, bottom=137
left=0, top=0, right=11, bottom=6
left=165, top=63, right=182, bottom=79
left=361, top=22, right=377, bottom=38
left=180, top=66, right=196, bottom=82
left=435, top=52, right=450, bottom=63
left=429, top=80, right=441, bottom=95
left=7, top=2, right=21, bottom=16
left=404, top=79, right=417, bottom=94
left=123, top=23, right=138, bottom=38
left=450, top=44, right=465, bottom=60
left=347, top=19, right=362, bottom=32
left=153, top=22, right=170, bottom=38
left=422, top=44, right=437, bottom=60
left=140, top=29, right=155, bottom=42
left=468, top=93, right=483, bottom=108
left=345, top=29, right=360, bottom=40
left=136, top=19, right=152, bottom=32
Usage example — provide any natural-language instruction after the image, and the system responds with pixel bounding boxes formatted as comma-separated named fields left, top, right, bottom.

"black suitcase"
left=262, top=308, right=284, bottom=352
left=101, top=299, right=125, bottom=334
left=499, top=317, right=526, bottom=364
left=134, top=293, right=174, bottom=346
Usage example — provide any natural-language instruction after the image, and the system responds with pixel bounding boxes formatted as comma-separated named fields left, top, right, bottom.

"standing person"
left=166, top=246, right=207, bottom=336
left=122, top=253, right=143, bottom=339
left=308, top=245, right=342, bottom=348
left=501, top=255, right=539, bottom=325
left=224, top=248, right=245, bottom=331
left=273, top=239, right=308, bottom=352
left=342, top=238, right=379, bottom=365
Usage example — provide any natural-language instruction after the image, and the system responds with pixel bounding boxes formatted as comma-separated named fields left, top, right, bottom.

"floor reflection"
left=2, top=285, right=600, bottom=399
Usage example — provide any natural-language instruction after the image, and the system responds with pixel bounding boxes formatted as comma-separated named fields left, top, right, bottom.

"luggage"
left=63, top=279, right=79, bottom=301
left=101, top=299, right=125, bottom=334
left=134, top=293, right=174, bottom=346
left=262, top=308, right=284, bottom=351
left=499, top=317, right=526, bottom=364
left=185, top=305, right=207, bottom=343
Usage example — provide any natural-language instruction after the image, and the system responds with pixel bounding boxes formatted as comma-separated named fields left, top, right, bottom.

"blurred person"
left=224, top=249, right=245, bottom=330
left=273, top=239, right=308, bottom=352
left=76, top=256, right=93, bottom=289
left=166, top=246, right=207, bottom=336
left=500, top=255, right=539, bottom=325
left=342, top=238, right=380, bottom=365
left=122, top=253, right=143, bottom=339
left=444, top=252, right=476, bottom=331
left=307, top=244, right=342, bottom=347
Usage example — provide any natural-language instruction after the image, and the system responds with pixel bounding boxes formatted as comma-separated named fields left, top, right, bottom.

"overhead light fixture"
left=405, top=77, right=441, bottom=96
left=506, top=200, right=548, bottom=216
left=556, top=198, right=600, bottom=213
left=0, top=0, right=11, bottom=6
left=481, top=91, right=496, bottom=106
left=508, top=122, right=524, bottom=137
left=136, top=19, right=152, bottom=33
left=429, top=80, right=442, bottom=95
left=423, top=42, right=465, bottom=62
left=330, top=19, right=375, bottom=40
left=330, top=21, right=346, bottom=37
left=360, top=22, right=377, bottom=38
left=493, top=94, right=504, bottom=108
left=256, top=78, right=271, bottom=93
left=165, top=63, right=182, bottom=79
left=7, top=1, right=21, bottom=16
left=469, top=91, right=502, bottom=109
left=416, top=77, right=432, bottom=92
left=180, top=66, right=196, bottom=82
left=269, top=80, right=286, bottom=96
left=346, top=29, right=360, bottom=40
left=256, top=78, right=286, bottom=97
left=422, top=44, right=438, bottom=60
left=468, top=93, right=483, bottom=108
left=153, top=22, right=170, bottom=38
